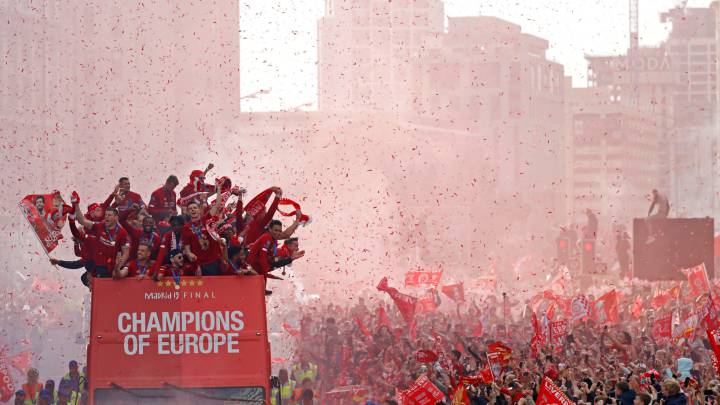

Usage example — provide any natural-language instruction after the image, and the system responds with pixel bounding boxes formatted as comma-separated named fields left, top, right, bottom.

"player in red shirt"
left=246, top=220, right=282, bottom=276
left=155, top=249, right=199, bottom=285
left=182, top=180, right=224, bottom=276
left=156, top=215, right=186, bottom=267
left=73, top=196, right=130, bottom=278
left=178, top=163, right=216, bottom=210
left=148, top=175, right=179, bottom=223
left=113, top=243, right=155, bottom=279
left=108, top=177, right=146, bottom=214
left=118, top=206, right=161, bottom=260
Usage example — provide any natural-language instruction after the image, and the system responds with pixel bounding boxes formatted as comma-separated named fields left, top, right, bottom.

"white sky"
left=239, top=0, right=713, bottom=111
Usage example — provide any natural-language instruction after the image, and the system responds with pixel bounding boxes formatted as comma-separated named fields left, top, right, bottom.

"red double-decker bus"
left=87, top=276, right=271, bottom=404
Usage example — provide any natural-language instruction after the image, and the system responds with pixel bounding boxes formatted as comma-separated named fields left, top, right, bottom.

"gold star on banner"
left=157, top=281, right=163, bottom=287
left=188, top=280, right=195, bottom=286
left=197, top=279, right=204, bottom=286
left=181, top=280, right=187, bottom=287
left=165, top=280, right=172, bottom=287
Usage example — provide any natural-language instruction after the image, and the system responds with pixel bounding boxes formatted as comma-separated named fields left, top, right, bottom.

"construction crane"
left=629, top=0, right=640, bottom=107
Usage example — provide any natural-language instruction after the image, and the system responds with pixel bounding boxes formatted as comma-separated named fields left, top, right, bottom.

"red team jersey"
left=125, top=259, right=156, bottom=278
left=181, top=214, right=221, bottom=265
left=148, top=186, right=177, bottom=221
left=88, top=222, right=129, bottom=269
left=157, top=263, right=198, bottom=278
left=111, top=191, right=146, bottom=213
left=247, top=232, right=277, bottom=275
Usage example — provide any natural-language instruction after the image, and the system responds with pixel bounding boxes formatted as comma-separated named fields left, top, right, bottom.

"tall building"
left=663, top=6, right=718, bottom=218
left=585, top=47, right=675, bottom=203
left=318, top=0, right=444, bottom=115
left=413, top=16, right=568, bottom=218
left=0, top=1, right=239, bottom=202
left=585, top=4, right=719, bottom=221
left=569, top=87, right=662, bottom=224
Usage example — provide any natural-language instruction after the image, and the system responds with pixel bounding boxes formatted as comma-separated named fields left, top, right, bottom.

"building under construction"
left=580, top=2, right=719, bottom=223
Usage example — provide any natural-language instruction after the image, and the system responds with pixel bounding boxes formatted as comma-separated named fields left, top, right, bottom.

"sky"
left=239, top=0, right=713, bottom=111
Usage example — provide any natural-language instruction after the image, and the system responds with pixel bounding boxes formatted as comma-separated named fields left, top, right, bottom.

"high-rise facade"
left=0, top=1, right=239, bottom=201
left=318, top=0, right=444, bottom=115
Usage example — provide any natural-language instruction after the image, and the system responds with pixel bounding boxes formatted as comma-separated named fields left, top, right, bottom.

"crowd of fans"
left=48, top=163, right=306, bottom=293
left=266, top=274, right=720, bottom=405
left=16, top=175, right=720, bottom=405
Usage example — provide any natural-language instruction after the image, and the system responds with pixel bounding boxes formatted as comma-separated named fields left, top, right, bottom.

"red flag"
left=550, top=320, right=568, bottom=343
left=651, top=288, right=675, bottom=309
left=570, top=295, right=590, bottom=322
left=354, top=316, right=371, bottom=339
left=652, top=313, right=673, bottom=341
left=707, top=327, right=720, bottom=374
left=404, top=270, right=443, bottom=288
left=376, top=306, right=392, bottom=330
left=282, top=323, right=300, bottom=337
left=683, top=264, right=710, bottom=298
left=594, top=290, right=620, bottom=325
left=19, top=192, right=69, bottom=253
left=377, top=277, right=418, bottom=326
left=459, top=369, right=494, bottom=385
left=414, top=349, right=439, bottom=364
left=674, top=311, right=700, bottom=342
left=398, top=375, right=445, bottom=405
left=441, top=283, right=465, bottom=303
left=703, top=295, right=720, bottom=329
left=8, top=351, right=32, bottom=374
left=487, top=342, right=513, bottom=365
left=631, top=296, right=644, bottom=319
left=0, top=350, right=15, bottom=403
left=537, top=376, right=575, bottom=405
left=417, top=290, right=439, bottom=314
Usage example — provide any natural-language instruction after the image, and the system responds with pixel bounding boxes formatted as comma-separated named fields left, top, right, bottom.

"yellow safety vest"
left=292, top=363, right=318, bottom=382
left=270, top=380, right=296, bottom=405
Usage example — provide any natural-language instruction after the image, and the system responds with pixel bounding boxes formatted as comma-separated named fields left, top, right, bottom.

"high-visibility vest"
left=292, top=363, right=318, bottom=382
left=270, top=380, right=296, bottom=405
left=62, top=373, right=86, bottom=392
left=22, top=383, right=43, bottom=405
left=58, top=390, right=80, bottom=405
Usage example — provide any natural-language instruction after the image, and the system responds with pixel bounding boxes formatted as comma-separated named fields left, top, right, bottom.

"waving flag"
left=19, top=192, right=69, bottom=253
left=417, top=290, right=439, bottom=314
left=707, top=327, right=720, bottom=374
left=651, top=286, right=680, bottom=310
left=441, top=283, right=465, bottom=303
left=682, top=264, right=710, bottom=298
left=702, top=295, right=720, bottom=329
left=594, top=290, right=620, bottom=325
left=570, top=295, right=589, bottom=322
left=631, top=296, right=644, bottom=319
left=537, top=376, right=575, bottom=405
left=404, top=270, right=443, bottom=288
left=550, top=320, right=568, bottom=344
left=652, top=313, right=673, bottom=342
left=377, top=277, right=418, bottom=326
left=397, top=375, right=445, bottom=405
